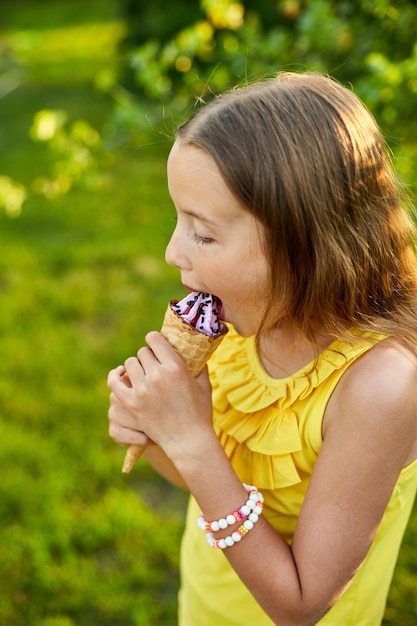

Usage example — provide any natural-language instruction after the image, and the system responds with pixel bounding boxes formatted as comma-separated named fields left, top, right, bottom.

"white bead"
left=198, top=483, right=264, bottom=550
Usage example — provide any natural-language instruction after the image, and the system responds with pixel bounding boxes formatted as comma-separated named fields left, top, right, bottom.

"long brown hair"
left=176, top=72, right=417, bottom=353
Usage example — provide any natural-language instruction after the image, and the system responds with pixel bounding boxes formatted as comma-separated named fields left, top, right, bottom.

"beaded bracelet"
left=197, top=483, right=263, bottom=532
left=197, top=483, right=264, bottom=550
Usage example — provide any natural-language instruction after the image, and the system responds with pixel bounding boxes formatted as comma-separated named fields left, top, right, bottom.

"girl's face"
left=165, top=141, right=270, bottom=337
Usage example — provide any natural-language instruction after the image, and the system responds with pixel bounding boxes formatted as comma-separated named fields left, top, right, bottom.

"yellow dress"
left=179, top=326, right=417, bottom=626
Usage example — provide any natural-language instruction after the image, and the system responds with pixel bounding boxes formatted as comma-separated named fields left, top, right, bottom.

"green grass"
left=0, top=111, right=188, bottom=624
left=0, top=1, right=416, bottom=623
left=0, top=3, right=188, bottom=622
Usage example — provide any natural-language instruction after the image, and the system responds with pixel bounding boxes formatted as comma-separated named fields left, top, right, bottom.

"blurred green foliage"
left=119, top=0, right=417, bottom=139
left=2, top=0, right=417, bottom=215
left=0, top=0, right=416, bottom=623
left=0, top=109, right=187, bottom=621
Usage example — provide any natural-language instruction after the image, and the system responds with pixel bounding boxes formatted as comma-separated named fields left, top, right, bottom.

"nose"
left=165, top=225, right=190, bottom=270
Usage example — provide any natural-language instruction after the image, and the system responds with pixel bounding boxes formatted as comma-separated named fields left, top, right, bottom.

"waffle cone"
left=121, top=442, right=147, bottom=473
left=122, top=301, right=228, bottom=473
left=159, top=301, right=228, bottom=377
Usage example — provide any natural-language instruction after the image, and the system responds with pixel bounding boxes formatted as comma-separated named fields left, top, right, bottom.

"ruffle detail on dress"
left=208, top=325, right=374, bottom=490
left=216, top=426, right=302, bottom=490
left=211, top=328, right=352, bottom=413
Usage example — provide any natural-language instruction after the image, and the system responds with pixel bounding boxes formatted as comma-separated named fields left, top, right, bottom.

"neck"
left=258, top=321, right=334, bottom=379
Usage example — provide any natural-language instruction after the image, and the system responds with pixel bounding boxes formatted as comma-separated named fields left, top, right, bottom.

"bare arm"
left=144, top=445, right=188, bottom=490
left=108, top=333, right=417, bottom=626
left=171, top=340, right=417, bottom=625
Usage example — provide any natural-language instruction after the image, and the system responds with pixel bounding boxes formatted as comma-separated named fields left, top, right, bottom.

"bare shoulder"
left=325, top=338, right=417, bottom=466
left=346, top=338, right=417, bottom=394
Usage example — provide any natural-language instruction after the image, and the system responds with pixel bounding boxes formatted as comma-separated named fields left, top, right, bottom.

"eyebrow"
left=182, top=209, right=221, bottom=227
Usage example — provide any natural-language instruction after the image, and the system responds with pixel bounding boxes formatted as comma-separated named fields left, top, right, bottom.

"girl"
left=107, top=72, right=417, bottom=625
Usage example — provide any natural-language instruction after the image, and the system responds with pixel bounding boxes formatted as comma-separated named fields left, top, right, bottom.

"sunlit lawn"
left=0, top=1, right=415, bottom=624
left=1, top=2, right=189, bottom=623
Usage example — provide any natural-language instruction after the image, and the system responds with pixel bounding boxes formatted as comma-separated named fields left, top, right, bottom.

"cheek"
left=226, top=264, right=270, bottom=309
left=244, top=250, right=270, bottom=294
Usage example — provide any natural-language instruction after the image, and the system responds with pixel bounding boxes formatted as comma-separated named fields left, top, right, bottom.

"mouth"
left=217, top=301, right=226, bottom=321
left=182, top=284, right=226, bottom=321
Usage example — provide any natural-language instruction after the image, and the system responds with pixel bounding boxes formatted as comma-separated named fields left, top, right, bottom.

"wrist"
left=166, top=425, right=221, bottom=475
left=197, top=484, right=265, bottom=550
left=167, top=431, right=249, bottom=523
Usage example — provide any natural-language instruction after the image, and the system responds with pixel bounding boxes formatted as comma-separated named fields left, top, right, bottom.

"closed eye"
left=192, top=232, right=214, bottom=245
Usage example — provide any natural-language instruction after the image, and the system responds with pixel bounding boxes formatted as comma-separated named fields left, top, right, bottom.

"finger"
left=123, top=355, right=145, bottom=383
left=107, top=365, right=137, bottom=401
left=195, top=365, right=212, bottom=391
left=145, top=330, right=187, bottom=368
left=108, top=393, right=136, bottom=426
left=120, top=371, right=132, bottom=388
left=107, top=365, right=125, bottom=390
left=136, top=345, right=160, bottom=371
left=108, top=422, right=150, bottom=447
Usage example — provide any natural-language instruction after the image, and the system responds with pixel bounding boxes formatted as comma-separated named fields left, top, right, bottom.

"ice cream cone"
left=159, top=301, right=228, bottom=376
left=121, top=442, right=147, bottom=473
left=122, top=300, right=228, bottom=473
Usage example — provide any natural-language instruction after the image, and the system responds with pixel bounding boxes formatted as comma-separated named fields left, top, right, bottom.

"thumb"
left=194, top=365, right=212, bottom=393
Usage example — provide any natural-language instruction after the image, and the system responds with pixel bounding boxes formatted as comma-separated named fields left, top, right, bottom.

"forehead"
left=167, top=141, right=228, bottom=197
left=167, top=142, right=266, bottom=235
left=168, top=141, right=215, bottom=173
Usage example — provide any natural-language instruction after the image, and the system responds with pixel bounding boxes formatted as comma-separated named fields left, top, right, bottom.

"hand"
left=107, top=331, right=214, bottom=459
left=108, top=366, right=152, bottom=448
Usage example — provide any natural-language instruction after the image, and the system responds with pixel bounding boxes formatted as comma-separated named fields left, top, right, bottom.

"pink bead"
left=197, top=483, right=264, bottom=550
